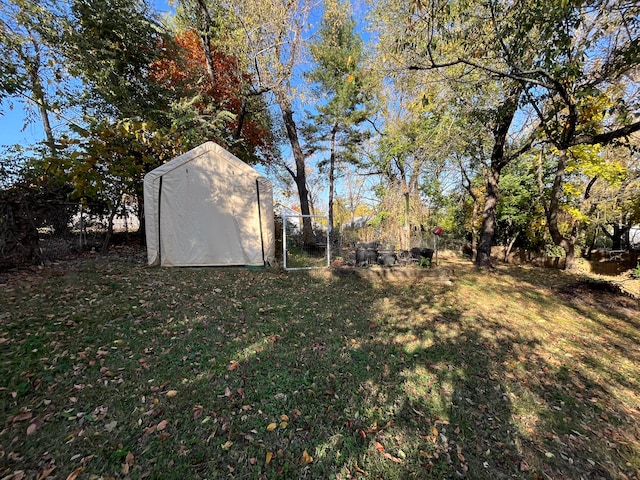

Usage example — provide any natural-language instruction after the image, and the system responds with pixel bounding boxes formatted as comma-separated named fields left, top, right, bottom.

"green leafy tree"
left=52, top=119, right=179, bottom=251
left=304, top=0, right=378, bottom=245
left=53, top=0, right=170, bottom=120
left=495, top=157, right=545, bottom=260
left=371, top=0, right=537, bottom=267
left=0, top=0, right=65, bottom=153
left=515, top=0, right=640, bottom=267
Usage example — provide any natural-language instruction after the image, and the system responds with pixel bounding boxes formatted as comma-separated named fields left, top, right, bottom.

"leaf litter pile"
left=1, top=256, right=639, bottom=479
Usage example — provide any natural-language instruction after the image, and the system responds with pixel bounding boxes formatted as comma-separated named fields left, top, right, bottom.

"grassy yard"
left=1, top=253, right=639, bottom=480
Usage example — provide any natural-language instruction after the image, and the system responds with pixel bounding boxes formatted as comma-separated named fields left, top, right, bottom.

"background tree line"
left=1, top=0, right=638, bottom=268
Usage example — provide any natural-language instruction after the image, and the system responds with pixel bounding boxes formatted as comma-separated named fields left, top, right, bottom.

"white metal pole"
left=282, top=214, right=287, bottom=270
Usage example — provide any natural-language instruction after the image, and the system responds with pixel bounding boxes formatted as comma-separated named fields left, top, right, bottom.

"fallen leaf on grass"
left=301, top=450, right=313, bottom=464
left=383, top=452, right=402, bottom=463
left=266, top=422, right=277, bottom=431
left=265, top=451, right=273, bottom=464
left=157, top=420, right=168, bottom=431
left=9, top=411, right=33, bottom=423
left=27, top=423, right=37, bottom=435
left=65, top=467, right=85, bottom=480
left=228, top=360, right=240, bottom=371
left=374, top=441, right=385, bottom=453
left=37, top=466, right=55, bottom=479
left=166, top=390, right=178, bottom=398
left=193, top=405, right=204, bottom=419
left=456, top=445, right=465, bottom=463
left=143, top=425, right=156, bottom=435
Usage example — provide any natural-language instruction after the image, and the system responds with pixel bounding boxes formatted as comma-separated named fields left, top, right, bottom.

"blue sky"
left=0, top=0, right=175, bottom=149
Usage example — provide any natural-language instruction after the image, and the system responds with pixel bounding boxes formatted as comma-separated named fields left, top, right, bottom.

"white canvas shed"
left=143, top=142, right=275, bottom=267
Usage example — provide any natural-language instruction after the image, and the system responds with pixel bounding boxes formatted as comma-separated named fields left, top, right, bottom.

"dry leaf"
left=383, top=452, right=402, bottom=463
left=266, top=422, right=277, bottom=431
left=12, top=411, right=33, bottom=423
left=280, top=421, right=288, bottom=429
left=157, top=420, right=168, bottom=431
left=265, top=451, right=273, bottom=464
left=228, top=360, right=240, bottom=371
left=144, top=425, right=156, bottom=435
left=193, top=405, right=204, bottom=419
left=37, top=466, right=56, bottom=480
left=374, top=441, right=385, bottom=453
left=301, top=450, right=313, bottom=464
left=221, top=441, right=233, bottom=450
left=125, top=452, right=135, bottom=466
left=65, top=467, right=85, bottom=480
left=166, top=390, right=178, bottom=398
left=27, top=423, right=38, bottom=435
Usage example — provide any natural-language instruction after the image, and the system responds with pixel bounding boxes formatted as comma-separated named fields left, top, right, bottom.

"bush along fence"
left=0, top=200, right=140, bottom=270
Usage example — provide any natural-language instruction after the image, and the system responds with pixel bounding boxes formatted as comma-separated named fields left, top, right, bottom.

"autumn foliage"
left=150, top=30, right=277, bottom=164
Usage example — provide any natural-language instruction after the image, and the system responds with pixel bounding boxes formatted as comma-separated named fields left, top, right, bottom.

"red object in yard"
left=433, top=227, right=443, bottom=235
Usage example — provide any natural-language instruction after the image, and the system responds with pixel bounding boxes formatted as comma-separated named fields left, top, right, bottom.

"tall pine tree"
left=305, top=0, right=378, bottom=245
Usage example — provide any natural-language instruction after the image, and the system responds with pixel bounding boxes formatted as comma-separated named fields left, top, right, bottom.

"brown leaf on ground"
left=65, top=467, right=85, bottom=480
left=37, top=466, right=55, bottom=480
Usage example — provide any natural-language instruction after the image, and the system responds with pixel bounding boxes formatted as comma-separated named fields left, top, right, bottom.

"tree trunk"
left=137, top=192, right=146, bottom=247
left=545, top=149, right=579, bottom=269
left=475, top=165, right=500, bottom=268
left=327, top=125, right=337, bottom=248
left=504, top=231, right=519, bottom=262
left=23, top=39, right=56, bottom=156
left=603, top=224, right=629, bottom=250
left=195, top=0, right=216, bottom=85
left=101, top=197, right=122, bottom=254
left=474, top=87, right=521, bottom=269
left=277, top=93, right=313, bottom=242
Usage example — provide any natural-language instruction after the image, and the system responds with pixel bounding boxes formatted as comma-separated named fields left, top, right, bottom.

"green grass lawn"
left=1, top=254, right=639, bottom=479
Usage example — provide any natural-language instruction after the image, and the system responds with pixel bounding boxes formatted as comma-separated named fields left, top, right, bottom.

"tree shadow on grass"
left=482, top=266, right=640, bottom=479
left=1, top=261, right=638, bottom=479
